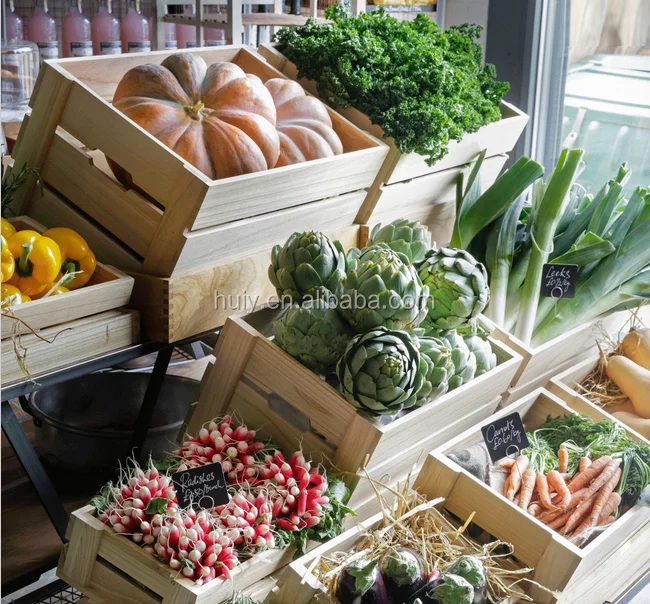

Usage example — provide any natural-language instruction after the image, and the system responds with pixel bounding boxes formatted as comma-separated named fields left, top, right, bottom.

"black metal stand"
left=127, top=346, right=174, bottom=460
left=1, top=399, right=69, bottom=541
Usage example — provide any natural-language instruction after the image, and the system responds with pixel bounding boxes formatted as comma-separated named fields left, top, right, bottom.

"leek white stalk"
left=514, top=148, right=585, bottom=344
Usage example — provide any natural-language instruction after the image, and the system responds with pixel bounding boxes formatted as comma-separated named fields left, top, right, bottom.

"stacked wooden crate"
left=1, top=216, right=137, bottom=387
left=9, top=45, right=388, bottom=343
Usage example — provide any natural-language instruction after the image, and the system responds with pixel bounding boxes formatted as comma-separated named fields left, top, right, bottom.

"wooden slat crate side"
left=28, top=186, right=144, bottom=273
left=10, top=62, right=74, bottom=211
left=348, top=395, right=502, bottom=513
left=177, top=193, right=365, bottom=272
left=1, top=216, right=135, bottom=339
left=368, top=339, right=522, bottom=468
left=1, top=309, right=139, bottom=386
left=40, top=131, right=162, bottom=257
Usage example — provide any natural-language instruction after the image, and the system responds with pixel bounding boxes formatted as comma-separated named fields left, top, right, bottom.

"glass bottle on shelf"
left=62, top=0, right=92, bottom=57
left=203, top=4, right=225, bottom=46
left=25, top=0, right=59, bottom=62
left=121, top=0, right=151, bottom=53
left=4, top=0, right=24, bottom=43
left=92, top=0, right=121, bottom=55
left=176, top=4, right=197, bottom=49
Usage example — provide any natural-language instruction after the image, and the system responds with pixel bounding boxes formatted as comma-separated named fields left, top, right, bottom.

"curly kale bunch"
left=275, top=10, right=509, bottom=165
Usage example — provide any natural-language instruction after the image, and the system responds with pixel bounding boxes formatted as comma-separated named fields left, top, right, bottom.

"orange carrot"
left=528, top=503, right=542, bottom=517
left=598, top=515, right=616, bottom=527
left=579, top=457, right=592, bottom=472
left=562, top=491, right=600, bottom=535
left=499, top=458, right=516, bottom=469
left=558, top=448, right=569, bottom=473
left=559, top=473, right=571, bottom=481
left=536, top=473, right=558, bottom=510
left=518, top=469, right=537, bottom=511
left=538, top=488, right=588, bottom=523
left=548, top=470, right=572, bottom=510
left=575, top=460, right=621, bottom=506
left=567, top=455, right=612, bottom=493
left=574, top=469, right=623, bottom=535
left=505, top=455, right=529, bottom=501
left=597, top=492, right=622, bottom=524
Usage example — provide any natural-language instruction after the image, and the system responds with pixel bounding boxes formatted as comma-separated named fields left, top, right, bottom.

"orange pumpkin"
left=264, top=78, right=343, bottom=167
left=109, top=53, right=280, bottom=182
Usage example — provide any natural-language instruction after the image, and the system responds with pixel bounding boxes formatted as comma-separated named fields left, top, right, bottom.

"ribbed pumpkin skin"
left=110, top=53, right=281, bottom=182
left=264, top=78, right=343, bottom=167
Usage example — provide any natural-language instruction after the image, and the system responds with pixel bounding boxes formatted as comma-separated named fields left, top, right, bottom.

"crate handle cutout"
left=268, top=396, right=312, bottom=434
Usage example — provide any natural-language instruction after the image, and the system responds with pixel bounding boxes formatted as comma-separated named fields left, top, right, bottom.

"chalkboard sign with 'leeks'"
left=541, top=263, right=578, bottom=299
left=172, top=462, right=229, bottom=509
left=481, top=412, right=530, bottom=462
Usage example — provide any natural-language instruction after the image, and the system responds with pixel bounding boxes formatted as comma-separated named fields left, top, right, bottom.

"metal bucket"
left=26, top=373, right=198, bottom=473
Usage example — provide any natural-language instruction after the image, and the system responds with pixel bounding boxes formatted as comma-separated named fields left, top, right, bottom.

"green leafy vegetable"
left=275, top=10, right=509, bottom=165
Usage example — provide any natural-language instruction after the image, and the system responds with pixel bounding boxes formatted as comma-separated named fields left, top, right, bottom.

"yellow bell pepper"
left=31, top=284, right=69, bottom=299
left=1, top=283, right=31, bottom=308
left=43, top=227, right=96, bottom=290
left=1, top=218, right=16, bottom=240
left=2, top=236, right=15, bottom=283
left=7, top=230, right=62, bottom=297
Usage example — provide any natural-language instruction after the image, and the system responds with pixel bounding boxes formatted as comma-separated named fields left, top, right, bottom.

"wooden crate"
left=10, top=45, right=388, bottom=278
left=416, top=388, right=650, bottom=603
left=58, top=505, right=295, bottom=604
left=185, top=307, right=522, bottom=514
left=1, top=216, right=134, bottom=339
left=29, top=189, right=365, bottom=342
left=548, top=355, right=650, bottom=445
left=1, top=309, right=139, bottom=386
left=492, top=309, right=634, bottom=405
left=258, top=43, right=529, bottom=223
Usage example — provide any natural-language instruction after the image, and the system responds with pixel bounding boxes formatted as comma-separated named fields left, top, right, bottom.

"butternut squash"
left=606, top=355, right=650, bottom=419
left=621, top=328, right=650, bottom=370
left=611, top=409, right=650, bottom=441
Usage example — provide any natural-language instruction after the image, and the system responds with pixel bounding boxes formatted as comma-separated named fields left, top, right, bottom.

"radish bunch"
left=213, top=490, right=274, bottom=551
left=260, top=450, right=328, bottom=532
left=98, top=460, right=177, bottom=538
left=175, top=415, right=266, bottom=486
left=145, top=507, right=238, bottom=584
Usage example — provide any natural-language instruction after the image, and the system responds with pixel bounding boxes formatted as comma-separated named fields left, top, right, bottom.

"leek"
left=485, top=194, right=525, bottom=326
left=532, top=218, right=650, bottom=345
left=515, top=149, right=585, bottom=344
left=451, top=156, right=544, bottom=249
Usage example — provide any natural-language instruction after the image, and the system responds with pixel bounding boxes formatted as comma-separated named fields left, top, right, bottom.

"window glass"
left=562, top=0, right=650, bottom=192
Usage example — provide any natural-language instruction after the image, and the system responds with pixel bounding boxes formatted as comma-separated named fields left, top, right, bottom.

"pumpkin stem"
left=186, top=100, right=205, bottom=120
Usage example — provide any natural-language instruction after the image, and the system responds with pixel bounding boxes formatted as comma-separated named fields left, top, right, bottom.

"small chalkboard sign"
left=172, top=462, right=229, bottom=510
left=481, top=412, right=530, bottom=462
left=540, top=263, right=578, bottom=299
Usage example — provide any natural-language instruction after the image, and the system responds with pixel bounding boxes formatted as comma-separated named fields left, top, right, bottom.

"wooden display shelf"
left=548, top=354, right=650, bottom=445
left=417, top=388, right=650, bottom=603
left=491, top=309, right=637, bottom=405
left=30, top=188, right=365, bottom=342
left=1, top=309, right=140, bottom=387
left=1, top=216, right=134, bottom=339
left=185, top=307, right=522, bottom=515
left=10, top=45, right=388, bottom=278
left=257, top=43, right=528, bottom=224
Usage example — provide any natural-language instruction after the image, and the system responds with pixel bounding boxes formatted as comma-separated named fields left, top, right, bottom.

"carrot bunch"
left=500, top=448, right=622, bottom=543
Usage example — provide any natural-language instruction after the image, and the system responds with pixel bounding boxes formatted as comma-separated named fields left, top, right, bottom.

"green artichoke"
left=339, top=245, right=429, bottom=332
left=462, top=333, right=496, bottom=377
left=418, top=248, right=489, bottom=331
left=273, top=300, right=354, bottom=374
left=368, top=219, right=432, bottom=265
left=415, top=336, right=454, bottom=406
left=437, top=329, right=477, bottom=390
left=269, top=231, right=347, bottom=303
left=336, top=328, right=424, bottom=415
